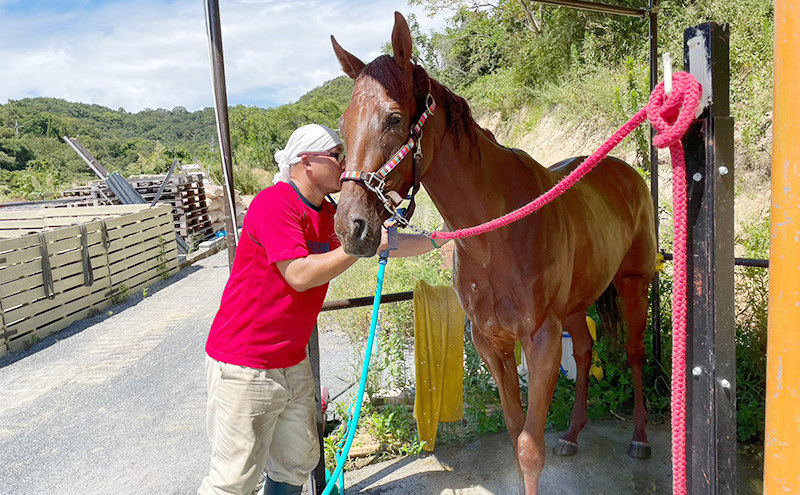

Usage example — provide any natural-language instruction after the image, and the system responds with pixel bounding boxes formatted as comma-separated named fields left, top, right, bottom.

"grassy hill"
left=0, top=76, right=354, bottom=201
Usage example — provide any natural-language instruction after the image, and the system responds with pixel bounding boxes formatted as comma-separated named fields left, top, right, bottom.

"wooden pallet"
left=0, top=205, right=179, bottom=357
left=60, top=174, right=214, bottom=245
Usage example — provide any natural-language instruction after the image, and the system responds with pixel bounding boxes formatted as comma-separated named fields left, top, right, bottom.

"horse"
left=331, top=12, right=657, bottom=494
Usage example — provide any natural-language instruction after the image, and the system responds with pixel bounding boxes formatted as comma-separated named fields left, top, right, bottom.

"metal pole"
left=204, top=0, right=238, bottom=270
left=682, top=22, right=736, bottom=494
left=647, top=0, right=662, bottom=366
left=308, top=326, right=327, bottom=495
left=763, top=0, right=800, bottom=492
left=533, top=0, right=647, bottom=17
left=321, top=291, right=415, bottom=312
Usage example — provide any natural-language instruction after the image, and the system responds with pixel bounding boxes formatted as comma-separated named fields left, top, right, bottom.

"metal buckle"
left=425, top=93, right=435, bottom=113
left=363, top=172, right=385, bottom=193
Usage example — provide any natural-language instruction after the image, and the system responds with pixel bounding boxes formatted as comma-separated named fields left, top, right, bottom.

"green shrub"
left=733, top=217, right=769, bottom=442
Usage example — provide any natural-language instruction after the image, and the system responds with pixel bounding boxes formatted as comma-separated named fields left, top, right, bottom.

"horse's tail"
left=595, top=284, right=627, bottom=363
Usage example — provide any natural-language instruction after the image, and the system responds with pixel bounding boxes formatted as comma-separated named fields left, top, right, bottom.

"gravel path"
left=0, top=250, right=366, bottom=495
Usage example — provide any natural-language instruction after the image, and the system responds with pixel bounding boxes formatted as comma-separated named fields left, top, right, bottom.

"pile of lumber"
left=205, top=184, right=246, bottom=233
left=61, top=173, right=214, bottom=245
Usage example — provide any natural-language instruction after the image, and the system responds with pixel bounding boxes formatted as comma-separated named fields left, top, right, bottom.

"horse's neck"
left=423, top=121, right=555, bottom=232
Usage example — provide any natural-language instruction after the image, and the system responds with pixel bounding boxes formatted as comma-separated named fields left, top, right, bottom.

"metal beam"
left=647, top=0, right=663, bottom=366
left=661, top=252, right=768, bottom=269
left=534, top=0, right=649, bottom=18
left=321, top=291, right=414, bottom=312
left=62, top=137, right=110, bottom=180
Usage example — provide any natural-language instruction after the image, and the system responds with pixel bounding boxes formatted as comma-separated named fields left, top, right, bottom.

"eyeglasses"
left=298, top=151, right=346, bottom=163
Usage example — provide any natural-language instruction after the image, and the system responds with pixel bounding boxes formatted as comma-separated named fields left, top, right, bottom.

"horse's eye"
left=389, top=113, right=402, bottom=126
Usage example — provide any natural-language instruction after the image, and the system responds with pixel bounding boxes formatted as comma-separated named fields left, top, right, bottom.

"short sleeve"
left=246, top=186, right=309, bottom=264
left=323, top=201, right=341, bottom=250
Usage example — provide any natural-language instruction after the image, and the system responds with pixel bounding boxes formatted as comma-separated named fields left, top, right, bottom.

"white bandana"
left=273, top=124, right=342, bottom=183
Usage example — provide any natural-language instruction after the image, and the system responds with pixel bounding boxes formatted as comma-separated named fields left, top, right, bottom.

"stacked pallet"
left=205, top=184, right=246, bottom=233
left=0, top=205, right=179, bottom=357
left=60, top=173, right=214, bottom=245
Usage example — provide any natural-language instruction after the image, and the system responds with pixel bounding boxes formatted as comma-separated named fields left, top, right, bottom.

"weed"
left=364, top=404, right=426, bottom=458
left=733, top=217, right=770, bottom=443
left=24, top=333, right=40, bottom=350
left=156, top=236, right=171, bottom=280
left=110, top=284, right=129, bottom=305
left=460, top=332, right=506, bottom=437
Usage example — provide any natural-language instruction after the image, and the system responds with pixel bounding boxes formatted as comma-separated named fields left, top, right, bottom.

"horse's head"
left=331, top=12, right=435, bottom=256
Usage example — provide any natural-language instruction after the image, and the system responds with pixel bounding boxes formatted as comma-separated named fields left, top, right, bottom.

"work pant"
left=198, top=355, right=319, bottom=495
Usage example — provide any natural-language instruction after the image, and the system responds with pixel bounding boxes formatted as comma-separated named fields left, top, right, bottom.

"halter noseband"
left=340, top=92, right=436, bottom=226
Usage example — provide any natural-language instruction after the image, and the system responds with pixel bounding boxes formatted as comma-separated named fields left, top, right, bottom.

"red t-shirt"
left=206, top=181, right=340, bottom=369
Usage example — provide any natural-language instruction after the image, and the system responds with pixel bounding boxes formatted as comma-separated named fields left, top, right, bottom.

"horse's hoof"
left=553, top=439, right=579, bottom=457
left=628, top=441, right=651, bottom=459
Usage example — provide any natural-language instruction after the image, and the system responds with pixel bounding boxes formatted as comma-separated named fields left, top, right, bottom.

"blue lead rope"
left=322, top=245, right=391, bottom=495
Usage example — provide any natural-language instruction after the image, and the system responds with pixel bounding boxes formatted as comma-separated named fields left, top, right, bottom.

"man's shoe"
left=264, top=477, right=302, bottom=495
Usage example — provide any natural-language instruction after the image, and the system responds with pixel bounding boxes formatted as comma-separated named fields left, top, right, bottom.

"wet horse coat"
left=331, top=13, right=656, bottom=495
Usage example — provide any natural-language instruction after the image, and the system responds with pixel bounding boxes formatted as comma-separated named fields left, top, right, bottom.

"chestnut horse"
left=331, top=13, right=656, bottom=494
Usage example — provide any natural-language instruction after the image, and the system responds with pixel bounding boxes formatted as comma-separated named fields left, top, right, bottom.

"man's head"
left=273, top=124, right=343, bottom=184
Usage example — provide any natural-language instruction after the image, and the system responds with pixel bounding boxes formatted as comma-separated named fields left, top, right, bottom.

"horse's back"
left=550, top=155, right=653, bottom=227
left=550, top=155, right=656, bottom=283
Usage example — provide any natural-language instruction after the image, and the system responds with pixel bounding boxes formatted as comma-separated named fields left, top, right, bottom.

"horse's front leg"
left=518, top=318, right=563, bottom=495
left=470, top=326, right=526, bottom=492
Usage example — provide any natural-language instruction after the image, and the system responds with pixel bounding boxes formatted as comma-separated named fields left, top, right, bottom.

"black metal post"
left=682, top=22, right=736, bottom=494
left=204, top=0, right=238, bottom=270
left=307, top=326, right=327, bottom=494
left=647, top=0, right=663, bottom=366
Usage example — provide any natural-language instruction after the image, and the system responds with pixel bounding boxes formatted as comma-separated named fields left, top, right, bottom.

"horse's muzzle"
left=334, top=195, right=382, bottom=257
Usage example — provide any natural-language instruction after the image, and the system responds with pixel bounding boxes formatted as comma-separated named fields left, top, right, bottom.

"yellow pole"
left=764, top=0, right=800, bottom=492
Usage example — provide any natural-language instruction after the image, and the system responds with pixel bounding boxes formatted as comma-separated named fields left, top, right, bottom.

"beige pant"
left=198, top=355, right=319, bottom=495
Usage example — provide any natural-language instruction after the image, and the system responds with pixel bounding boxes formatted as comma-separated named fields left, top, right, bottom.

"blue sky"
left=0, top=0, right=446, bottom=112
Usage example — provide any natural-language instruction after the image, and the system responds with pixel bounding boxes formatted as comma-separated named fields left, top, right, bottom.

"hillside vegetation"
left=0, top=76, right=354, bottom=200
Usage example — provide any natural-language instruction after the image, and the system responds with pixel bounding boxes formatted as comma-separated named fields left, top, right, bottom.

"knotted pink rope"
left=650, top=71, right=701, bottom=495
left=432, top=71, right=702, bottom=495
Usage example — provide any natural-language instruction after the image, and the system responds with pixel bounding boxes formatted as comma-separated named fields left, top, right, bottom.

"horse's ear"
left=391, top=11, right=412, bottom=69
left=331, top=36, right=365, bottom=79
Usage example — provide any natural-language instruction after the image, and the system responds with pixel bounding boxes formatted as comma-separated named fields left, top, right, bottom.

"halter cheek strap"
left=340, top=93, right=436, bottom=221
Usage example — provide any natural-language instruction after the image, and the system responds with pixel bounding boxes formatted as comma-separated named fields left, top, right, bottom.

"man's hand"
left=377, top=221, right=394, bottom=254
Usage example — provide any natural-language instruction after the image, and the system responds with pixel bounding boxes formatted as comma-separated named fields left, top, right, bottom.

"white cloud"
left=0, top=0, right=446, bottom=112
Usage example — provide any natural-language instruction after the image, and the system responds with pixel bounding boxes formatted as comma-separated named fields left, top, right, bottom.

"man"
left=199, top=124, right=435, bottom=495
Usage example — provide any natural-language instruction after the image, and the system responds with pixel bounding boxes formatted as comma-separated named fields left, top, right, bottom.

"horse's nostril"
left=352, top=218, right=369, bottom=243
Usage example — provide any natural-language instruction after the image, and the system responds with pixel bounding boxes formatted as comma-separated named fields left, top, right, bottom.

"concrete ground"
left=0, top=250, right=764, bottom=495
left=339, top=420, right=765, bottom=494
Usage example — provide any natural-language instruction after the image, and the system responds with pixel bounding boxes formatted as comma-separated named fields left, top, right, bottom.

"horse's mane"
left=361, top=56, right=482, bottom=149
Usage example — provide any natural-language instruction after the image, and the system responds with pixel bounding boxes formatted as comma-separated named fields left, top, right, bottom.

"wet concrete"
left=341, top=419, right=764, bottom=494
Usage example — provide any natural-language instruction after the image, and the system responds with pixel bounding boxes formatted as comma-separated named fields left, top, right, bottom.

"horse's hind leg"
left=614, top=274, right=652, bottom=459
left=553, top=312, right=593, bottom=457
left=470, top=327, right=527, bottom=492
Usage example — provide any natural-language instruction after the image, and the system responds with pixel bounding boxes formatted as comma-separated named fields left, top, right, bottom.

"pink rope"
left=431, top=72, right=702, bottom=495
